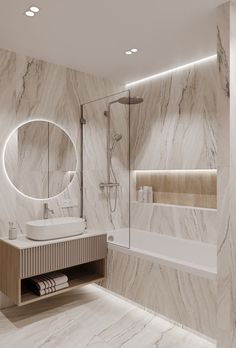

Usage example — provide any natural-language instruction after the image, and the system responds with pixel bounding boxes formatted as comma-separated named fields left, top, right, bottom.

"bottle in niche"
left=148, top=186, right=153, bottom=203
left=137, top=187, right=144, bottom=202
left=143, top=186, right=153, bottom=203
left=9, top=222, right=17, bottom=240
left=143, top=186, right=149, bottom=203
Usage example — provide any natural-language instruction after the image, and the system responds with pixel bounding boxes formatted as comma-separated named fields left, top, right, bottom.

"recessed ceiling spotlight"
left=30, top=6, right=40, bottom=13
left=25, top=10, right=35, bottom=17
left=125, top=50, right=132, bottom=55
left=131, top=48, right=138, bottom=53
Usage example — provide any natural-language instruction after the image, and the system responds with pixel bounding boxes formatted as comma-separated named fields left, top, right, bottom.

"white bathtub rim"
left=108, top=243, right=217, bottom=280
left=106, top=227, right=217, bottom=249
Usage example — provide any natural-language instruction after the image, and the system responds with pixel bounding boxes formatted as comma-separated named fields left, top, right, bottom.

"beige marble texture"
left=130, top=59, right=217, bottom=170
left=124, top=40, right=218, bottom=342
left=0, top=49, right=17, bottom=239
left=0, top=35, right=220, bottom=346
left=131, top=202, right=217, bottom=243
left=0, top=47, right=124, bottom=308
left=216, top=3, right=236, bottom=348
left=103, top=248, right=217, bottom=339
left=0, top=56, right=16, bottom=314
left=0, top=285, right=215, bottom=348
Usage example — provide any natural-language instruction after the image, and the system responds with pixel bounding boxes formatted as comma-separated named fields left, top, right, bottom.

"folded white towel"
left=30, top=272, right=68, bottom=291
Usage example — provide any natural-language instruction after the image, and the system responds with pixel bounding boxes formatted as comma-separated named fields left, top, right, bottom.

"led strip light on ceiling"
left=126, top=54, right=217, bottom=88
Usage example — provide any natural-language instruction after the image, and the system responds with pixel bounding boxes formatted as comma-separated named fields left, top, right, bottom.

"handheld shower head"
left=110, top=133, right=122, bottom=152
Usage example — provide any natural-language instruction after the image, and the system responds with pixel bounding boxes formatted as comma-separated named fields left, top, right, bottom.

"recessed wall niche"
left=133, top=169, right=217, bottom=209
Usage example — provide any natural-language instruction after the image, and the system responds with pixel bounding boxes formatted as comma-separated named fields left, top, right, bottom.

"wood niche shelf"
left=134, top=169, right=217, bottom=209
left=0, top=233, right=107, bottom=306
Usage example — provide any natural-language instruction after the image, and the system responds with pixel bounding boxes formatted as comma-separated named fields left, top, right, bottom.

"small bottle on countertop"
left=9, top=222, right=17, bottom=240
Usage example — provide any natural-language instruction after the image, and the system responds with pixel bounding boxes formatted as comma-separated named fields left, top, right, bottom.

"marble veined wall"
left=0, top=47, right=123, bottom=308
left=102, top=27, right=218, bottom=341
left=130, top=59, right=217, bottom=170
left=217, top=3, right=236, bottom=347
left=131, top=202, right=217, bottom=243
left=128, top=52, right=218, bottom=243
left=103, top=248, right=217, bottom=339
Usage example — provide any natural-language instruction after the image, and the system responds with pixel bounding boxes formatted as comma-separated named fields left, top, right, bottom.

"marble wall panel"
left=0, top=47, right=123, bottom=308
left=217, top=3, right=236, bottom=347
left=128, top=50, right=218, bottom=257
left=131, top=202, right=217, bottom=244
left=124, top=36, right=219, bottom=342
left=130, top=60, right=217, bottom=170
left=0, top=48, right=16, bottom=309
left=102, top=248, right=217, bottom=339
left=0, top=49, right=17, bottom=238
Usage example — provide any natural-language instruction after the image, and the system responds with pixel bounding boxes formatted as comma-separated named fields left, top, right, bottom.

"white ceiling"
left=0, top=0, right=231, bottom=84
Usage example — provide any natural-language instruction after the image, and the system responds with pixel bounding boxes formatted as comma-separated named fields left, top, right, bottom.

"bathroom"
left=0, top=1, right=235, bottom=347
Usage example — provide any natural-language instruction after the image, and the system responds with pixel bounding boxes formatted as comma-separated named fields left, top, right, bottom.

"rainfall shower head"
left=117, top=97, right=143, bottom=105
left=105, top=96, right=143, bottom=115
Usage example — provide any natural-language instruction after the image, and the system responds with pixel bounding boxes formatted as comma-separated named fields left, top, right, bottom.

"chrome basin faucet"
left=43, top=203, right=54, bottom=219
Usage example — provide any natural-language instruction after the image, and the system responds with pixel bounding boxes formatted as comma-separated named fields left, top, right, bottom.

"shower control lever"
left=99, top=182, right=120, bottom=189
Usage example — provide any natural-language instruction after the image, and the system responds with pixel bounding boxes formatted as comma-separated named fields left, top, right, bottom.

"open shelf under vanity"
left=21, top=260, right=105, bottom=305
left=0, top=232, right=107, bottom=306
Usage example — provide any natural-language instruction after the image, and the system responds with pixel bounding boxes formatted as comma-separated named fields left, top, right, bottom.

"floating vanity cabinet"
left=0, top=232, right=107, bottom=306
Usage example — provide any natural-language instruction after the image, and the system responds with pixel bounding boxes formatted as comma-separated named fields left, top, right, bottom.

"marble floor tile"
left=0, top=285, right=215, bottom=348
left=0, top=311, right=17, bottom=335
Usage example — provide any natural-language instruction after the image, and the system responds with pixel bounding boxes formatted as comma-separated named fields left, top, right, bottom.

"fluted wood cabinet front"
left=0, top=233, right=107, bottom=306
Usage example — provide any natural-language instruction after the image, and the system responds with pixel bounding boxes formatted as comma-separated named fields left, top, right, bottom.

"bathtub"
left=107, top=228, right=217, bottom=280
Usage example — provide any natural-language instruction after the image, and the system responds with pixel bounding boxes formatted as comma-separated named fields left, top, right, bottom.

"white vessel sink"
left=26, top=217, right=86, bottom=241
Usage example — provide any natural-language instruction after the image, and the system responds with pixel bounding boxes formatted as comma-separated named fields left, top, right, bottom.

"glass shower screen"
left=81, top=91, right=130, bottom=248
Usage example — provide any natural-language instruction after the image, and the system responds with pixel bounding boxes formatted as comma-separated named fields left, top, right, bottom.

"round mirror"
left=4, top=120, right=77, bottom=199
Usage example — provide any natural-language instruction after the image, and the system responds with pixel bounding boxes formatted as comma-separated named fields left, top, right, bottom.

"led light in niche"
left=125, top=50, right=132, bottom=55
